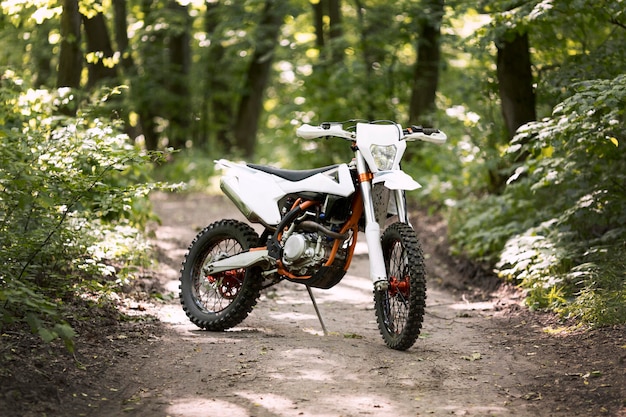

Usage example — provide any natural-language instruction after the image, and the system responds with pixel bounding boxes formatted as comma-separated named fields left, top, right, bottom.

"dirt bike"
left=179, top=120, right=447, bottom=350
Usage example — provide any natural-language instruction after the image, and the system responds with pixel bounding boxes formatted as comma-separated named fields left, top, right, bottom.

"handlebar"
left=296, top=122, right=447, bottom=144
left=296, top=123, right=355, bottom=140
left=403, top=125, right=447, bottom=144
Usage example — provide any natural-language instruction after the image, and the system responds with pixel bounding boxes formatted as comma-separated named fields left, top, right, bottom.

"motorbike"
left=179, top=120, right=447, bottom=350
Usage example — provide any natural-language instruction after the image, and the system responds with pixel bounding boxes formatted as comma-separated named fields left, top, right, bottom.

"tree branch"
left=610, top=17, right=626, bottom=31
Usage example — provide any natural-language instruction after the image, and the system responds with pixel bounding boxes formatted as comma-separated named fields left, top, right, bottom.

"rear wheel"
left=179, top=219, right=262, bottom=330
left=374, top=222, right=426, bottom=350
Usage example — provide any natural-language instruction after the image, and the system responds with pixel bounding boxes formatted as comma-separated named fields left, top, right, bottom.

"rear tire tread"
left=179, top=219, right=262, bottom=331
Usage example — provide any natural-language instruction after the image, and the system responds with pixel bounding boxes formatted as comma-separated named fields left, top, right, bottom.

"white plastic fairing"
left=216, top=159, right=355, bottom=226
left=219, top=169, right=285, bottom=225
left=356, top=123, right=405, bottom=173
left=296, top=123, right=355, bottom=140
left=372, top=170, right=422, bottom=190
left=404, top=130, right=447, bottom=144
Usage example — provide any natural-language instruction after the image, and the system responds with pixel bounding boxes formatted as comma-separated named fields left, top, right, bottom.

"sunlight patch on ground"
left=449, top=301, right=495, bottom=311
left=313, top=275, right=373, bottom=305
left=281, top=347, right=326, bottom=359
left=157, top=303, right=195, bottom=325
left=268, top=368, right=333, bottom=382
left=163, top=278, right=180, bottom=294
left=438, top=404, right=510, bottom=415
left=235, top=392, right=303, bottom=416
left=166, top=397, right=249, bottom=417
left=354, top=239, right=369, bottom=255
left=235, top=391, right=332, bottom=417
left=301, top=327, right=325, bottom=335
left=321, top=394, right=397, bottom=416
left=268, top=311, right=318, bottom=321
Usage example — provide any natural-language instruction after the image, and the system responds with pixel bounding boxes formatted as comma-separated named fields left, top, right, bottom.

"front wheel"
left=179, top=219, right=263, bottom=331
left=374, top=222, right=426, bottom=350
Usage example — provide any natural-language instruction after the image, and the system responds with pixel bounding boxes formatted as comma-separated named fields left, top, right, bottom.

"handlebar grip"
left=410, top=125, right=440, bottom=136
left=404, top=126, right=447, bottom=144
left=422, top=128, right=440, bottom=135
left=296, top=123, right=355, bottom=140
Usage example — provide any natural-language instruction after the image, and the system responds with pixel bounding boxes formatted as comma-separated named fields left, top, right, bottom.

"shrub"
left=451, top=74, right=626, bottom=326
left=0, top=70, right=172, bottom=348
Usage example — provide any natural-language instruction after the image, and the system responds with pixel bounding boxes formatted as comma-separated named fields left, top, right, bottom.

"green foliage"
left=3, top=0, right=624, bottom=328
left=0, top=70, right=170, bottom=347
left=454, top=74, right=626, bottom=325
left=153, top=148, right=214, bottom=192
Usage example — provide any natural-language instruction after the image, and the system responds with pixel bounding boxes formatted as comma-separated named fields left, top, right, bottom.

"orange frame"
left=275, top=191, right=364, bottom=281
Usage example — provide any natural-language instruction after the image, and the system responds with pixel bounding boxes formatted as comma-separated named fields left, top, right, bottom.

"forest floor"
left=1, top=192, right=626, bottom=417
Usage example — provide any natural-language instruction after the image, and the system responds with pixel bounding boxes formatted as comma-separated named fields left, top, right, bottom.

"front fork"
left=354, top=151, right=410, bottom=291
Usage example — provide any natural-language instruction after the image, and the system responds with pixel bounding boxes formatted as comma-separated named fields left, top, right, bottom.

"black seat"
left=247, top=163, right=340, bottom=182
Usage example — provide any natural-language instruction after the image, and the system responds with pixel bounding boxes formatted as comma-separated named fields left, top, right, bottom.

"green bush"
left=0, top=70, right=171, bottom=348
left=451, top=74, right=626, bottom=326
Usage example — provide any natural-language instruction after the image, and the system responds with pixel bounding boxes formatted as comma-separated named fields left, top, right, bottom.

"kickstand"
left=306, top=286, right=328, bottom=336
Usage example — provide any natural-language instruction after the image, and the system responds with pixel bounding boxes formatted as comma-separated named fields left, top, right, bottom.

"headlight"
left=370, top=144, right=397, bottom=170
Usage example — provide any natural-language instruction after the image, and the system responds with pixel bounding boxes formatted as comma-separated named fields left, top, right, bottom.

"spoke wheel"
left=374, top=222, right=426, bottom=350
left=180, top=219, right=262, bottom=331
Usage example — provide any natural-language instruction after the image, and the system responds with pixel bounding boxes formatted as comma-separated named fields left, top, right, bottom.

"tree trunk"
left=354, top=0, right=374, bottom=119
left=165, top=0, right=191, bottom=149
left=496, top=31, right=536, bottom=140
left=82, top=12, right=118, bottom=88
left=409, top=0, right=444, bottom=126
left=111, top=0, right=144, bottom=140
left=328, top=0, right=342, bottom=64
left=33, top=26, right=53, bottom=88
left=57, top=0, right=82, bottom=90
left=203, top=1, right=234, bottom=151
left=490, top=30, right=536, bottom=192
left=313, top=0, right=342, bottom=63
left=134, top=0, right=164, bottom=151
left=233, top=0, right=284, bottom=158
left=312, top=0, right=325, bottom=48
left=112, top=0, right=134, bottom=71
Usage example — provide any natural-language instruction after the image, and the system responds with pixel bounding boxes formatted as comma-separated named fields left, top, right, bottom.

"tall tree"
left=328, top=0, right=343, bottom=64
left=165, top=0, right=191, bottom=149
left=496, top=30, right=536, bottom=141
left=82, top=11, right=118, bottom=88
left=112, top=0, right=134, bottom=71
left=312, top=0, right=325, bottom=48
left=409, top=0, right=444, bottom=126
left=57, top=0, right=82, bottom=90
left=132, top=0, right=191, bottom=150
left=233, top=0, right=285, bottom=157
left=32, top=23, right=54, bottom=88
left=202, top=0, right=234, bottom=151
left=312, top=0, right=343, bottom=63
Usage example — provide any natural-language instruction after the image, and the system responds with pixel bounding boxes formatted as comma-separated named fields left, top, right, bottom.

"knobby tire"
left=374, top=222, right=426, bottom=351
left=179, top=219, right=262, bottom=331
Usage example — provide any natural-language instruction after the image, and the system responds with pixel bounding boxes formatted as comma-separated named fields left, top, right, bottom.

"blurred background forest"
left=1, top=0, right=625, bottom=342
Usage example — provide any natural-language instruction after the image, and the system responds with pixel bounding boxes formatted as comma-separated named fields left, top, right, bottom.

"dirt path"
left=77, top=191, right=619, bottom=417
left=5, top=192, right=619, bottom=417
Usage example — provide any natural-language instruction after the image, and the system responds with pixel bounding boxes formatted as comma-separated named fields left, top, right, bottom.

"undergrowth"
left=0, top=70, right=176, bottom=349
left=450, top=75, right=626, bottom=326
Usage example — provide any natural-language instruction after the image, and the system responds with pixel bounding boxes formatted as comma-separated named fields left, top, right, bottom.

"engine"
left=276, top=194, right=354, bottom=278
left=281, top=232, right=332, bottom=275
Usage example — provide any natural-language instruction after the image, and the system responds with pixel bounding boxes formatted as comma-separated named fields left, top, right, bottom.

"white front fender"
left=372, top=170, right=422, bottom=190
